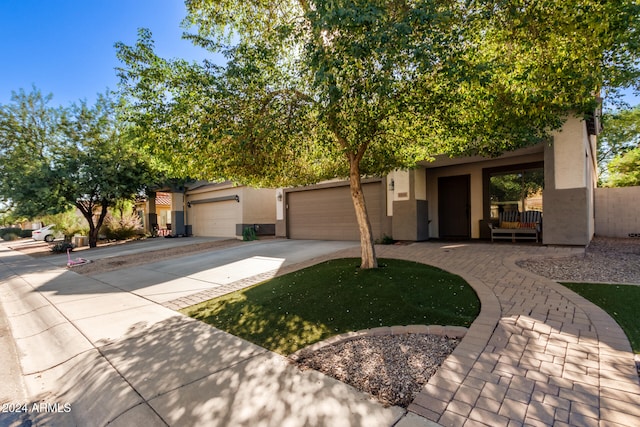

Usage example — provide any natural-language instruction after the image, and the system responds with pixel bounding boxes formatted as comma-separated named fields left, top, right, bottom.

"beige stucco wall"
left=543, top=116, right=597, bottom=246
left=425, top=152, right=544, bottom=239
left=387, top=169, right=426, bottom=215
left=186, top=183, right=243, bottom=237
left=595, top=186, right=640, bottom=238
left=553, top=116, right=589, bottom=190
left=242, top=187, right=277, bottom=224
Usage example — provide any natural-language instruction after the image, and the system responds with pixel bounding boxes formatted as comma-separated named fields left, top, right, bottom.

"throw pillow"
left=501, top=221, right=520, bottom=229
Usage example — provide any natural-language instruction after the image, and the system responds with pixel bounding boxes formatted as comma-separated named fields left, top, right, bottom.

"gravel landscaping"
left=517, top=237, right=640, bottom=284
left=296, top=334, right=460, bottom=407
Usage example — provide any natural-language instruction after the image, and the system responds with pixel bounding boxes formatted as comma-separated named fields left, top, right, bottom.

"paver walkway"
left=1, top=239, right=639, bottom=426
left=371, top=242, right=640, bottom=427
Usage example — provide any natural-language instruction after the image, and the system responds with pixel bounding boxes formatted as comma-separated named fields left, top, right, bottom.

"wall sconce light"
left=187, top=202, right=191, bottom=208
left=388, top=179, right=395, bottom=191
left=277, top=192, right=283, bottom=202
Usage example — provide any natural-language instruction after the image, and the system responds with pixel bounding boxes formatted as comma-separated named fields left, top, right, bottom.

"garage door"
left=287, top=182, right=384, bottom=240
left=189, top=201, right=239, bottom=237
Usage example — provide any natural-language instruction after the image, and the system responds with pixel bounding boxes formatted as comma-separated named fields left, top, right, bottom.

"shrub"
left=102, top=210, right=143, bottom=241
left=41, top=210, right=87, bottom=241
left=242, top=226, right=257, bottom=241
left=2, top=232, right=20, bottom=241
left=0, top=227, right=23, bottom=240
left=376, top=234, right=396, bottom=245
left=51, top=242, right=75, bottom=253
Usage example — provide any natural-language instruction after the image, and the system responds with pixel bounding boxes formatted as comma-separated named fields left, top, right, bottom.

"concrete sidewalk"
left=0, top=239, right=415, bottom=427
left=1, top=239, right=639, bottom=426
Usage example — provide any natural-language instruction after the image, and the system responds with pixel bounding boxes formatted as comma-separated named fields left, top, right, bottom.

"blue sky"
left=0, top=1, right=638, bottom=110
left=0, top=0, right=220, bottom=107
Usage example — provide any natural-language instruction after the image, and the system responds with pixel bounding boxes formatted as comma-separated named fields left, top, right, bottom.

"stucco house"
left=275, top=115, right=599, bottom=246
left=144, top=114, right=598, bottom=246
left=140, top=182, right=277, bottom=239
left=136, top=192, right=172, bottom=236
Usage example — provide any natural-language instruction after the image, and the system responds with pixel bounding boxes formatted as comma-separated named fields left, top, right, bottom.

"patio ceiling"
left=419, top=143, right=545, bottom=169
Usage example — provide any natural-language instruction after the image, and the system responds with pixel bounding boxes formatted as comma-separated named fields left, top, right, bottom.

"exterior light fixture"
left=277, top=192, right=283, bottom=202
left=388, top=179, right=395, bottom=191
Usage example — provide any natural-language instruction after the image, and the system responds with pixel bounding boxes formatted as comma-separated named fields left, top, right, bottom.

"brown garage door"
left=287, top=182, right=384, bottom=240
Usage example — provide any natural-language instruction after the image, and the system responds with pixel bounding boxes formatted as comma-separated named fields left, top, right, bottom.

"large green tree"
left=607, top=146, right=640, bottom=187
left=0, top=88, right=155, bottom=247
left=117, top=0, right=640, bottom=268
left=598, top=105, right=640, bottom=185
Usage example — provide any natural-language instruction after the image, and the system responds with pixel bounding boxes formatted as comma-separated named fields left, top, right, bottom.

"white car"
left=32, top=225, right=55, bottom=242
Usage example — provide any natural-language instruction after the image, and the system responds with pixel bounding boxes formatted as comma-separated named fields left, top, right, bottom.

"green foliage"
left=0, top=227, right=23, bottom=239
left=50, top=241, right=75, bottom=253
left=599, top=105, right=640, bottom=186
left=242, top=226, right=257, bottom=241
left=102, top=207, right=143, bottom=241
left=182, top=258, right=479, bottom=355
left=116, top=1, right=635, bottom=187
left=599, top=106, right=640, bottom=166
left=1, top=232, right=19, bottom=241
left=375, top=234, right=395, bottom=245
left=41, top=210, right=88, bottom=241
left=0, top=89, right=158, bottom=247
left=489, top=169, right=544, bottom=204
left=607, top=147, right=640, bottom=187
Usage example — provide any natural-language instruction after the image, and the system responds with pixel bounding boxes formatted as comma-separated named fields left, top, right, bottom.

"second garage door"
left=189, top=201, right=239, bottom=237
left=287, top=182, right=385, bottom=240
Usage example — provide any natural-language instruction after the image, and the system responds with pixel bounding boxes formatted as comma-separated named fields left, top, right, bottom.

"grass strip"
left=181, top=258, right=480, bottom=355
left=561, top=282, right=640, bottom=354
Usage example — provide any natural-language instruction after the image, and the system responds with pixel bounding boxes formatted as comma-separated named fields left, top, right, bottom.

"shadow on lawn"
left=182, top=258, right=481, bottom=355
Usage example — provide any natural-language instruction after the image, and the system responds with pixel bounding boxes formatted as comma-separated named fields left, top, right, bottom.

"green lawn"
left=561, top=282, right=640, bottom=354
left=181, top=258, right=480, bottom=355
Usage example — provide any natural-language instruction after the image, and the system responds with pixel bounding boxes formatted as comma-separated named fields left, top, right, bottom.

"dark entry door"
left=438, top=175, right=471, bottom=239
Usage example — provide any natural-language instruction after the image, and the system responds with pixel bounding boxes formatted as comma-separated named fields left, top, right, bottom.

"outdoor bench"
left=488, top=211, right=542, bottom=243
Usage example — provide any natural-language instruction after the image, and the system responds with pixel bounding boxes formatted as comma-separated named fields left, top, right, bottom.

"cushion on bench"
left=500, top=221, right=520, bottom=229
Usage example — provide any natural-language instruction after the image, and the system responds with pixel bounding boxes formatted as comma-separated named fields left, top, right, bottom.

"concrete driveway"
left=0, top=238, right=422, bottom=427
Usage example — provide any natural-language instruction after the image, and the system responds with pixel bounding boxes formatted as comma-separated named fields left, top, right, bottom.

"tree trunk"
left=349, top=157, right=378, bottom=269
left=88, top=224, right=99, bottom=248
left=77, top=200, right=109, bottom=248
left=89, top=201, right=109, bottom=248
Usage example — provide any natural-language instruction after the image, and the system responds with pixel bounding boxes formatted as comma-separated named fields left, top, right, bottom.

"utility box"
left=74, top=236, right=88, bottom=247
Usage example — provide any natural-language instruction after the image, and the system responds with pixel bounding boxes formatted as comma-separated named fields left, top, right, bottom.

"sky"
left=0, top=0, right=222, bottom=107
left=0, top=1, right=638, bottom=110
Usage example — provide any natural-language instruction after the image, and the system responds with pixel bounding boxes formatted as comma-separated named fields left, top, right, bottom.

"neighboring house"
left=136, top=192, right=172, bottom=236
left=275, top=115, right=599, bottom=246
left=143, top=182, right=277, bottom=239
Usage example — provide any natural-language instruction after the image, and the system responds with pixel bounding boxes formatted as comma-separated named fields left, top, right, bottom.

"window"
left=489, top=168, right=543, bottom=219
